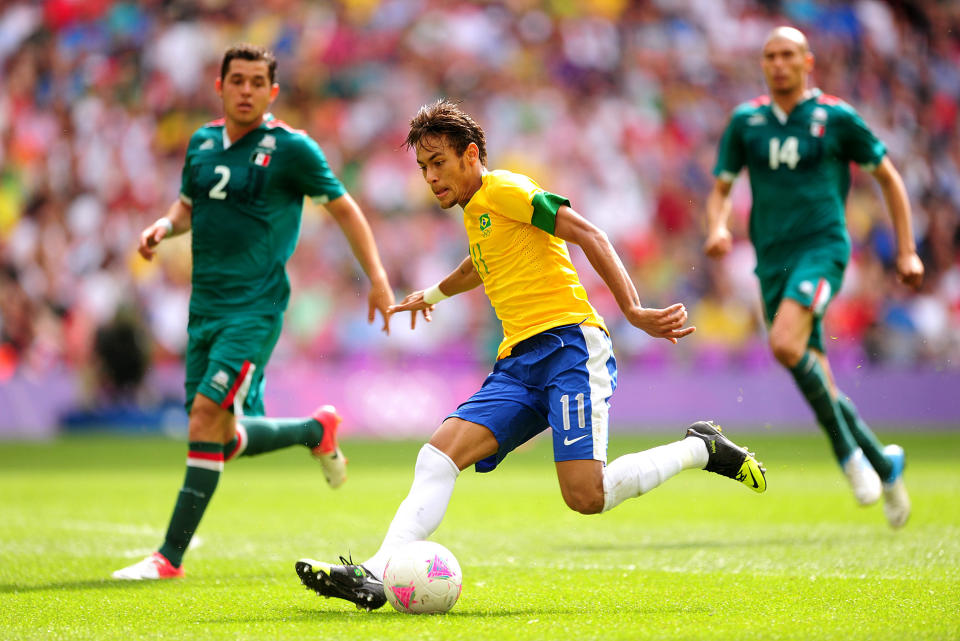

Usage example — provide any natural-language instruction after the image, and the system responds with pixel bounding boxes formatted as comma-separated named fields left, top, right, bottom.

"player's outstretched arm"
left=703, top=178, right=734, bottom=259
left=871, top=156, right=924, bottom=290
left=138, top=198, right=192, bottom=261
left=554, top=206, right=695, bottom=344
left=324, top=193, right=395, bottom=334
left=388, top=256, right=481, bottom=330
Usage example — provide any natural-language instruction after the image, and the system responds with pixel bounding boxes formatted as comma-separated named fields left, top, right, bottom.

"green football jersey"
left=180, top=114, right=345, bottom=316
left=713, top=89, right=886, bottom=276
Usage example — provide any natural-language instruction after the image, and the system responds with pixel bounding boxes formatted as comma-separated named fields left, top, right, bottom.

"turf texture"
left=1, top=430, right=958, bottom=640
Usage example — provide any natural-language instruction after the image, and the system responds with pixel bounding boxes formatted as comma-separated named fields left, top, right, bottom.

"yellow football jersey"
left=462, top=169, right=606, bottom=359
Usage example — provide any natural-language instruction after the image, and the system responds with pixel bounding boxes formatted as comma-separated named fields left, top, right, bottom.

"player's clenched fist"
left=896, top=252, right=924, bottom=290
left=138, top=218, right=172, bottom=261
left=703, top=227, right=732, bottom=259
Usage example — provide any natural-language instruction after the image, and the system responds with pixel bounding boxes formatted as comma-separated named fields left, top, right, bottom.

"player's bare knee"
left=429, top=418, right=498, bottom=470
left=556, top=459, right=605, bottom=514
left=769, top=334, right=804, bottom=368
left=188, top=417, right=222, bottom=442
left=188, top=396, right=233, bottom=442
left=562, top=488, right=604, bottom=515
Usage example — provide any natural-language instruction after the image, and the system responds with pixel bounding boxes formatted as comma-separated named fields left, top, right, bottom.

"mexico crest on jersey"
left=810, top=107, right=827, bottom=138
left=250, top=151, right=272, bottom=167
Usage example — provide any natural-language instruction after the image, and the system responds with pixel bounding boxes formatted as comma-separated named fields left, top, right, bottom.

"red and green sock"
left=159, top=441, right=224, bottom=568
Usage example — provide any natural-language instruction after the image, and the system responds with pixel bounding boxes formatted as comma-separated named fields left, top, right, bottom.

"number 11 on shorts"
left=560, top=393, right=585, bottom=431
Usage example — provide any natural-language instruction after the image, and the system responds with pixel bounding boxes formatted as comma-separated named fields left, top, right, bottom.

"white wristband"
left=423, top=283, right=449, bottom=305
left=156, top=217, right=174, bottom=235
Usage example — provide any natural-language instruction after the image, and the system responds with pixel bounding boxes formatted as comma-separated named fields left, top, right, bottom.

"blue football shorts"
left=449, top=323, right=618, bottom=473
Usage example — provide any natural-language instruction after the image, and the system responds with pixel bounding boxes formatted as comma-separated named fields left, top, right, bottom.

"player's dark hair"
left=220, top=43, right=277, bottom=84
left=405, top=99, right=487, bottom=165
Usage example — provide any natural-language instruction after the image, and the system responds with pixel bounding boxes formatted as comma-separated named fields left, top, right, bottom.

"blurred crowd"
left=1, top=0, right=959, bottom=395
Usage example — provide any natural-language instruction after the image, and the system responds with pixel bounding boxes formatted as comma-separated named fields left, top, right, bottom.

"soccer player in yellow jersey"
left=294, top=100, right=768, bottom=610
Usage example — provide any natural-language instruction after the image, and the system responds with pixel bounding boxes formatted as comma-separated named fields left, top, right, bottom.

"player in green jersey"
left=112, top=44, right=394, bottom=580
left=704, top=27, right=924, bottom=529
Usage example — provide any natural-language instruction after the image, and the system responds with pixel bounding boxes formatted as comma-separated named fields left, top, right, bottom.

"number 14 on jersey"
left=769, top=136, right=800, bottom=170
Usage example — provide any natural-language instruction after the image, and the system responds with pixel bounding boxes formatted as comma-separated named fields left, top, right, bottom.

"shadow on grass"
left=571, top=533, right=886, bottom=553
left=199, top=608, right=560, bottom=625
left=0, top=570, right=297, bottom=594
left=199, top=602, right=704, bottom=624
left=0, top=579, right=159, bottom=594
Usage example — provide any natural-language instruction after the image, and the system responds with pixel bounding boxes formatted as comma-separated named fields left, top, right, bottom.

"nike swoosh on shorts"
left=563, top=434, right=589, bottom=446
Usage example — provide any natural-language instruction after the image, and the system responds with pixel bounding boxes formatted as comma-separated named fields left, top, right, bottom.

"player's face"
left=216, top=59, right=278, bottom=127
left=415, top=136, right=480, bottom=209
left=761, top=37, right=813, bottom=95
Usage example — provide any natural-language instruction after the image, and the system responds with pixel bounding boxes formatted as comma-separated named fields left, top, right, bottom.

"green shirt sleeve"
left=179, top=132, right=201, bottom=205
left=290, top=135, right=346, bottom=204
left=713, top=108, right=746, bottom=181
left=837, top=104, right=886, bottom=169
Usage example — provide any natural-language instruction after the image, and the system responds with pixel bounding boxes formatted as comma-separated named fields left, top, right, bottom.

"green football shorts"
left=757, top=245, right=846, bottom=353
left=183, top=312, right=283, bottom=415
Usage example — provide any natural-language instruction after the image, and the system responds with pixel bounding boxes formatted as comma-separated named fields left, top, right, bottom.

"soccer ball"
left=383, top=540, right=462, bottom=614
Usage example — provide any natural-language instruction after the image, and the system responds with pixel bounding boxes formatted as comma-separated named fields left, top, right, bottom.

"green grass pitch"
left=1, top=430, right=958, bottom=640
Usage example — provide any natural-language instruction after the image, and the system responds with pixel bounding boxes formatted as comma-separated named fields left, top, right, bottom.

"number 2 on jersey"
left=209, top=165, right=230, bottom=200
left=769, top=136, right=800, bottom=170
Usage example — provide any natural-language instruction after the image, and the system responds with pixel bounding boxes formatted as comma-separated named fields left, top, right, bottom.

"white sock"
left=601, top=436, right=708, bottom=512
left=362, top=443, right=460, bottom=580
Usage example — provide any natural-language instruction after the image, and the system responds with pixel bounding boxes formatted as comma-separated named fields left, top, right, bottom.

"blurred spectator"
left=91, top=306, right=149, bottom=401
left=0, top=0, right=957, bottom=383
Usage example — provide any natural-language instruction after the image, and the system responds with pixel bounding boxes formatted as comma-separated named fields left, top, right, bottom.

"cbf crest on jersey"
left=479, top=212, right=492, bottom=237
left=810, top=107, right=827, bottom=138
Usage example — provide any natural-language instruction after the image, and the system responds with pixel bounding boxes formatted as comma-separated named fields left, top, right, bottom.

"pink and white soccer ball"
left=383, top=540, right=462, bottom=614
